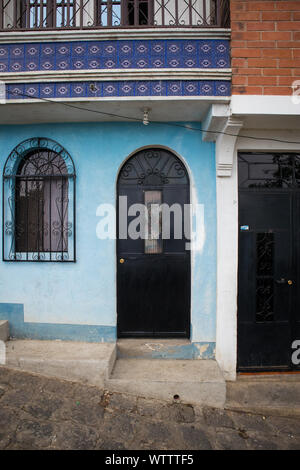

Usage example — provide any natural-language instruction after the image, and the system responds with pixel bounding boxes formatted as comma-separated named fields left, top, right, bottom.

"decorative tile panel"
left=6, top=80, right=231, bottom=100
left=0, top=39, right=230, bottom=73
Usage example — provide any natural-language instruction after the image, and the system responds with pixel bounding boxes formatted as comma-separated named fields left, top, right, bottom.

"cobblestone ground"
left=1, top=366, right=300, bottom=450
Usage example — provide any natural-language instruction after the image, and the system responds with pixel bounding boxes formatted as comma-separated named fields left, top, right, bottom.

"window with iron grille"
left=3, top=138, right=76, bottom=261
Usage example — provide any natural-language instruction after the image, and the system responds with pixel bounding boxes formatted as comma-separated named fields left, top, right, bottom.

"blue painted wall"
left=0, top=121, right=216, bottom=348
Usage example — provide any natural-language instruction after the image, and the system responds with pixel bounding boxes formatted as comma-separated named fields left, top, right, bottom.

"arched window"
left=3, top=138, right=76, bottom=261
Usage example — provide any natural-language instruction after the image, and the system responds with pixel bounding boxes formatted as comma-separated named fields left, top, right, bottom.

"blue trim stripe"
left=0, top=303, right=116, bottom=342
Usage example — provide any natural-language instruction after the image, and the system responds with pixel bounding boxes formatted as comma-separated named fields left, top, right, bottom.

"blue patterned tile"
left=102, top=42, right=117, bottom=57
left=103, top=81, right=119, bottom=97
left=41, top=57, right=55, bottom=71
left=57, top=58, right=71, bottom=70
left=87, top=82, right=103, bottom=98
left=72, top=57, right=87, bottom=70
left=183, top=56, right=197, bottom=68
left=71, top=42, right=87, bottom=57
left=56, top=43, right=71, bottom=57
left=136, top=81, right=150, bottom=96
left=119, top=42, right=134, bottom=56
left=25, top=84, right=39, bottom=99
left=56, top=83, right=71, bottom=98
left=40, top=84, right=55, bottom=98
left=0, top=45, right=9, bottom=59
left=0, top=60, right=9, bottom=72
left=119, top=81, right=135, bottom=96
left=183, top=41, right=197, bottom=55
left=150, top=57, right=165, bottom=68
left=9, top=60, right=24, bottom=72
left=133, top=57, right=149, bottom=69
left=88, top=58, right=101, bottom=70
left=166, top=41, right=182, bottom=55
left=167, top=81, right=183, bottom=96
left=87, top=42, right=102, bottom=58
left=199, top=81, right=215, bottom=96
left=150, top=41, right=165, bottom=56
left=71, top=82, right=87, bottom=98
left=215, top=81, right=231, bottom=96
left=25, top=44, right=39, bottom=58
left=120, top=58, right=133, bottom=69
left=25, top=59, right=39, bottom=72
left=150, top=81, right=167, bottom=96
left=103, top=58, right=116, bottom=69
left=135, top=41, right=149, bottom=55
left=7, top=84, right=24, bottom=100
left=41, top=44, right=55, bottom=57
left=10, top=44, right=25, bottom=58
left=167, top=57, right=184, bottom=68
left=183, top=81, right=199, bottom=96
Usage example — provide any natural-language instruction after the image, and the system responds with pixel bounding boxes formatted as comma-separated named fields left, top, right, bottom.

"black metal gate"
left=238, top=152, right=300, bottom=371
left=117, top=148, right=191, bottom=338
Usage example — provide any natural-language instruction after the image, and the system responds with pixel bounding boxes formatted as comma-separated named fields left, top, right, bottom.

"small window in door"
left=144, top=190, right=162, bottom=254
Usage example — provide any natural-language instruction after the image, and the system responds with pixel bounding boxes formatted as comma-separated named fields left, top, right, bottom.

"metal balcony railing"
left=0, top=0, right=230, bottom=31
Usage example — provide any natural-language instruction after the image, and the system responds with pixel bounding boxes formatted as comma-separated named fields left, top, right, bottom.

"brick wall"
left=231, top=0, right=300, bottom=95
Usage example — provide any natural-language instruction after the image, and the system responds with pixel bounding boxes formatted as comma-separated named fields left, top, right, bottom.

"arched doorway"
left=117, top=147, right=191, bottom=338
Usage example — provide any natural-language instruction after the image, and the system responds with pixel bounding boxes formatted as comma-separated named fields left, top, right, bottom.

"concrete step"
left=117, top=339, right=192, bottom=359
left=106, top=358, right=226, bottom=408
left=0, top=320, right=9, bottom=342
left=226, top=374, right=300, bottom=417
left=4, top=339, right=116, bottom=388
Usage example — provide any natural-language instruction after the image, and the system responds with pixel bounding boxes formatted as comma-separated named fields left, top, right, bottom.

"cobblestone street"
left=0, top=366, right=300, bottom=450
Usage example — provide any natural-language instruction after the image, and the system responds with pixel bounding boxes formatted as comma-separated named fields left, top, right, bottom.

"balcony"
left=0, top=0, right=230, bottom=31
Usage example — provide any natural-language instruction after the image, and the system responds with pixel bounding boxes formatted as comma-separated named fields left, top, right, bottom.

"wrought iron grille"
left=239, top=153, right=300, bottom=189
left=118, top=148, right=189, bottom=186
left=0, top=0, right=230, bottom=30
left=3, top=138, right=76, bottom=262
left=256, top=233, right=274, bottom=323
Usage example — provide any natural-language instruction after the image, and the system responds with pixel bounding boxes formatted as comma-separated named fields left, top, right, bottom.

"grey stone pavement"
left=1, top=366, right=300, bottom=450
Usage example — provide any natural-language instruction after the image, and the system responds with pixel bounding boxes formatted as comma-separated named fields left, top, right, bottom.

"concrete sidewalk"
left=1, top=365, right=300, bottom=450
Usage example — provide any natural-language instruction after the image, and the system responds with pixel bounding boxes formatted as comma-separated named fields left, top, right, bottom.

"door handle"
left=276, top=278, right=293, bottom=286
left=119, top=258, right=125, bottom=264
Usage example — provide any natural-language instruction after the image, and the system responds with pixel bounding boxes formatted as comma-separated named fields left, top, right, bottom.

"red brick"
left=248, top=76, right=277, bottom=85
left=231, top=41, right=246, bottom=48
left=277, top=22, right=300, bottom=31
left=232, top=11, right=261, bottom=21
left=248, top=58, right=277, bottom=67
left=263, top=86, right=292, bottom=95
left=232, top=85, right=263, bottom=95
left=280, top=59, right=300, bottom=67
left=232, top=48, right=262, bottom=58
left=232, top=58, right=248, bottom=67
left=293, top=50, right=300, bottom=58
left=277, top=2, right=300, bottom=11
left=262, top=11, right=291, bottom=20
left=248, top=2, right=276, bottom=12
left=262, top=32, right=291, bottom=40
left=247, top=21, right=275, bottom=31
left=294, top=32, right=300, bottom=41
left=277, top=41, right=300, bottom=48
left=231, top=21, right=246, bottom=31
left=230, top=1, right=247, bottom=12
left=262, top=49, right=292, bottom=58
left=232, top=76, right=248, bottom=86
left=247, top=41, right=276, bottom=48
left=278, top=77, right=295, bottom=86
left=293, top=12, right=300, bottom=20
left=231, top=31, right=261, bottom=40
left=263, top=68, right=293, bottom=76
left=235, top=68, right=262, bottom=75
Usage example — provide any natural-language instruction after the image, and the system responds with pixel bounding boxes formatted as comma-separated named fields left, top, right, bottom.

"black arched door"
left=117, top=148, right=191, bottom=338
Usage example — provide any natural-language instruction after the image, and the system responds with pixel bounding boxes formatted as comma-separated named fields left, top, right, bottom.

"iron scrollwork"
left=118, top=149, right=188, bottom=186
left=3, top=138, right=76, bottom=262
